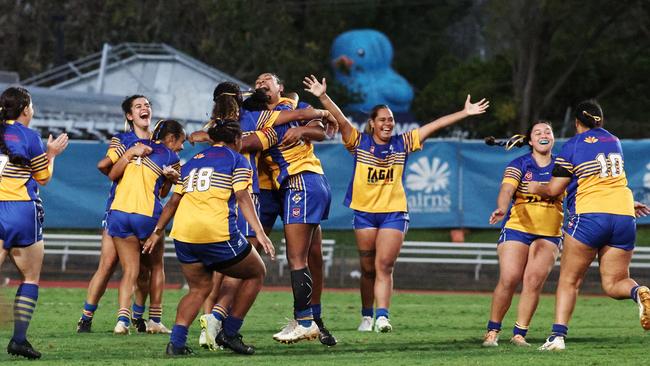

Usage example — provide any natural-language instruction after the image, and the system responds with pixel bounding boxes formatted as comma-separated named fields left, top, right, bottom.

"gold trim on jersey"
left=503, top=167, right=521, bottom=181
left=555, top=157, right=574, bottom=173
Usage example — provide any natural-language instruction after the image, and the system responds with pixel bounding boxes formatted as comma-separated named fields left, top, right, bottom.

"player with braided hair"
left=144, top=119, right=274, bottom=356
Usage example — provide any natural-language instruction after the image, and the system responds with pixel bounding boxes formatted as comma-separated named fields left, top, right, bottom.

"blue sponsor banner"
left=38, top=139, right=650, bottom=229
left=622, top=141, right=650, bottom=225
left=403, top=141, right=460, bottom=227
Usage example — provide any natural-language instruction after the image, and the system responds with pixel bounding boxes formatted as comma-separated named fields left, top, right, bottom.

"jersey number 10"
left=595, top=153, right=623, bottom=178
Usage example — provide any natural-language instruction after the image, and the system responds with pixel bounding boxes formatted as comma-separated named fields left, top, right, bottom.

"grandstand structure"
left=15, top=42, right=249, bottom=140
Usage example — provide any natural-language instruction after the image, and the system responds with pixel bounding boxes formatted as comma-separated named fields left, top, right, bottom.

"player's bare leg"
left=355, top=228, right=378, bottom=331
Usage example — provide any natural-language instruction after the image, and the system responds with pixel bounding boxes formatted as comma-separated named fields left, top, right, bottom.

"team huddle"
left=0, top=70, right=648, bottom=359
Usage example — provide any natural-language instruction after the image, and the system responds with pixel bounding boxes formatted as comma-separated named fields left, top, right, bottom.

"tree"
left=485, top=0, right=650, bottom=134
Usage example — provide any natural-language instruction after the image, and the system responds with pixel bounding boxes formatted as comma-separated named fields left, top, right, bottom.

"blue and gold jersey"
left=501, top=153, right=563, bottom=236
left=104, top=131, right=139, bottom=211
left=240, top=107, right=282, bottom=193
left=110, top=139, right=180, bottom=217
left=0, top=121, right=49, bottom=201
left=254, top=97, right=297, bottom=190
left=254, top=98, right=324, bottom=187
left=106, top=131, right=141, bottom=164
left=554, top=127, right=634, bottom=216
left=343, top=128, right=421, bottom=213
left=170, top=144, right=253, bottom=243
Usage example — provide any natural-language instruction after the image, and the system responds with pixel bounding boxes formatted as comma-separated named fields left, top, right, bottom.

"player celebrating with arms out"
left=303, top=75, right=488, bottom=332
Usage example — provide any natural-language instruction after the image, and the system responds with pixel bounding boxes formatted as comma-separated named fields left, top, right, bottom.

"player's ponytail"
left=211, top=82, right=241, bottom=122
left=207, top=118, right=241, bottom=144
left=575, top=100, right=604, bottom=129
left=0, top=87, right=32, bottom=166
left=485, top=120, right=553, bottom=151
left=484, top=134, right=527, bottom=150
left=152, top=119, right=184, bottom=142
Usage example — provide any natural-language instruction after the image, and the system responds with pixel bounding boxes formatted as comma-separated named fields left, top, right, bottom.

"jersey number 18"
left=185, top=167, right=214, bottom=192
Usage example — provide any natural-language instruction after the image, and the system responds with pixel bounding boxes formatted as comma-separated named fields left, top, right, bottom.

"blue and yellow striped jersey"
left=254, top=99, right=324, bottom=187
left=254, top=97, right=297, bottom=190
left=501, top=153, right=563, bottom=236
left=554, top=127, right=634, bottom=216
left=240, top=107, right=281, bottom=193
left=343, top=128, right=421, bottom=212
left=104, top=131, right=139, bottom=212
left=110, top=139, right=180, bottom=217
left=0, top=120, right=49, bottom=201
left=106, top=131, right=141, bottom=164
left=170, top=144, right=253, bottom=243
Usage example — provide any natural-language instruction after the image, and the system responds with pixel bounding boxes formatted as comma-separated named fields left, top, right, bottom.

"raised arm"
left=34, top=133, right=69, bottom=185
left=303, top=75, right=355, bottom=143
left=418, top=95, right=489, bottom=143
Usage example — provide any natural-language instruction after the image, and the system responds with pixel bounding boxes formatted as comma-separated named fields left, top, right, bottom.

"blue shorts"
left=106, top=210, right=157, bottom=241
left=498, top=228, right=562, bottom=246
left=281, top=172, right=331, bottom=225
left=237, top=193, right=260, bottom=237
left=565, top=213, right=636, bottom=251
left=259, top=189, right=282, bottom=229
left=353, top=211, right=410, bottom=233
left=174, top=232, right=251, bottom=271
left=0, top=201, right=43, bottom=249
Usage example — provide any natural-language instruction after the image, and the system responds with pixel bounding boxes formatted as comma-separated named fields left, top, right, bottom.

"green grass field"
left=0, top=287, right=648, bottom=365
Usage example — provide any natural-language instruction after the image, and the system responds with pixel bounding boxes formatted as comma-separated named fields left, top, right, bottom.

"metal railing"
left=398, top=241, right=650, bottom=281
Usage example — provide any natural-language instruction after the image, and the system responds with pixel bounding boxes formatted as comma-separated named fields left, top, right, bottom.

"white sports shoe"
left=358, top=316, right=373, bottom=332
left=199, top=314, right=222, bottom=350
left=113, top=320, right=130, bottom=335
left=146, top=319, right=171, bottom=334
left=274, top=321, right=320, bottom=344
left=273, top=319, right=297, bottom=341
left=374, top=316, right=392, bottom=333
left=538, top=335, right=565, bottom=351
left=199, top=328, right=208, bottom=348
left=481, top=330, right=499, bottom=347
left=636, top=286, right=650, bottom=330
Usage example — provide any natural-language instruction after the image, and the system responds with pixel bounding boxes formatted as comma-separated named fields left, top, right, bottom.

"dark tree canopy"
left=1, top=0, right=648, bottom=138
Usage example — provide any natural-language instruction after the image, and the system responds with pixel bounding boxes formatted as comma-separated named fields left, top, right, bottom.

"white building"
left=18, top=43, right=249, bottom=139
